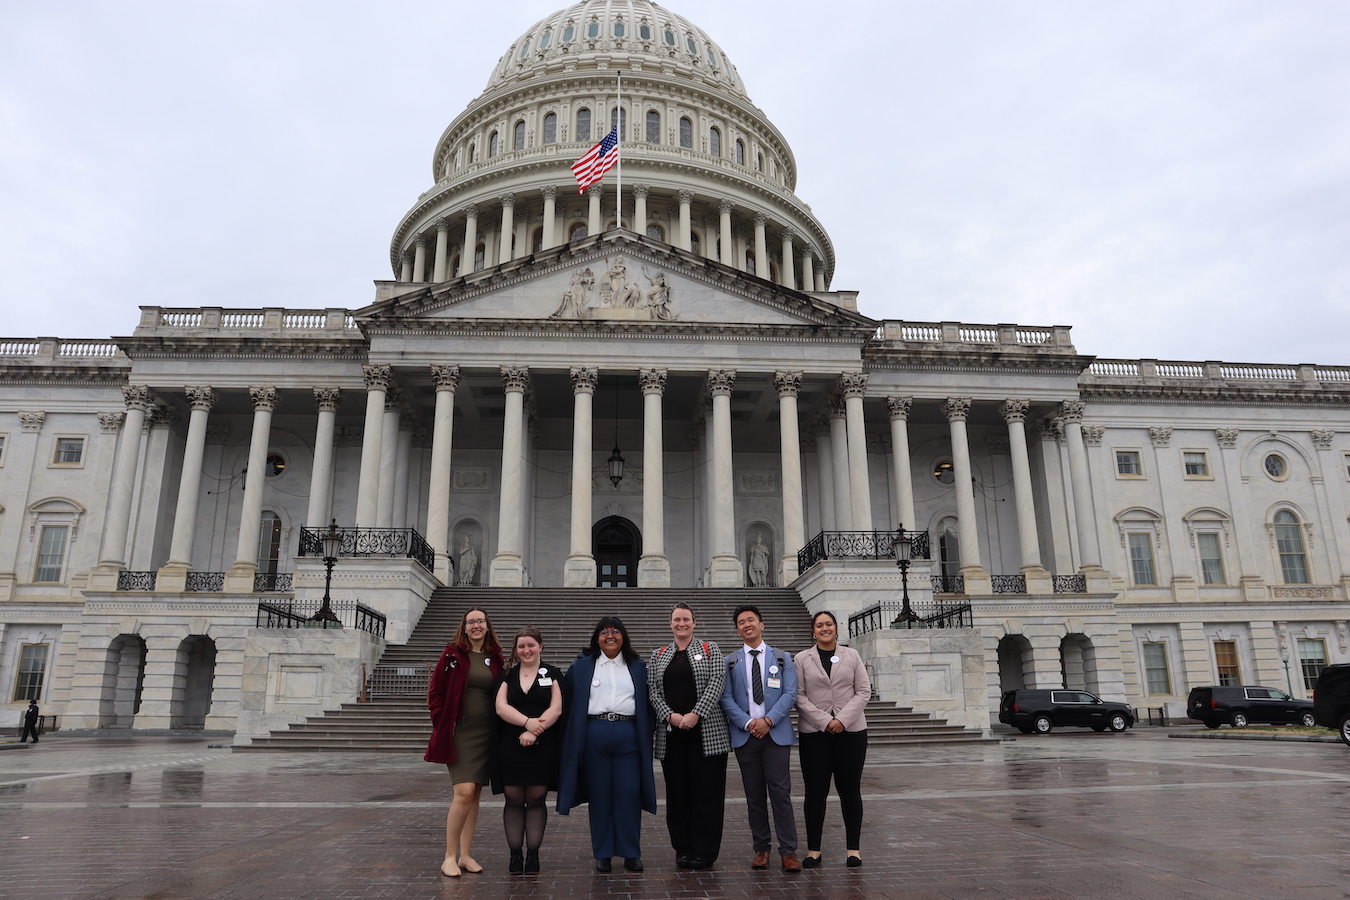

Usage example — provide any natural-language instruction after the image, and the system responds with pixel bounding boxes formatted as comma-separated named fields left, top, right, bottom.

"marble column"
left=225, top=387, right=279, bottom=592
left=412, top=238, right=427, bottom=283
left=498, top=193, right=516, bottom=265
left=461, top=204, right=479, bottom=272
left=814, top=424, right=837, bottom=532
left=776, top=371, right=805, bottom=583
left=1060, top=400, right=1104, bottom=572
left=800, top=251, right=815, bottom=290
left=541, top=187, right=558, bottom=249
left=376, top=387, right=402, bottom=529
left=638, top=368, right=670, bottom=586
left=354, top=366, right=390, bottom=528
left=426, top=366, right=459, bottom=583
left=718, top=199, right=734, bottom=266
left=780, top=229, right=797, bottom=289
left=586, top=184, right=602, bottom=237
left=305, top=388, right=341, bottom=529
left=96, top=385, right=152, bottom=571
left=677, top=190, right=693, bottom=251
left=828, top=399, right=853, bottom=530
left=815, top=268, right=826, bottom=291
left=393, top=411, right=414, bottom=529
left=633, top=184, right=649, bottom=237
left=156, top=386, right=215, bottom=592
left=432, top=218, right=450, bottom=282
left=1002, top=399, right=1051, bottom=592
left=707, top=369, right=743, bottom=586
left=490, top=366, right=530, bottom=586
left=886, top=397, right=915, bottom=531
left=753, top=214, right=768, bottom=278
left=840, top=373, right=873, bottom=530
left=943, top=397, right=989, bottom=588
left=399, top=256, right=413, bottom=282
left=564, top=367, right=598, bottom=587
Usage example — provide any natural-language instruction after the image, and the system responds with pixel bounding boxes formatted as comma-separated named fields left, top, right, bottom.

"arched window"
left=756, top=151, right=763, bottom=171
left=736, top=139, right=745, bottom=165
left=679, top=116, right=692, bottom=148
left=513, top=121, right=526, bottom=151
left=562, top=25, right=575, bottom=42
left=540, top=31, right=552, bottom=49
left=257, top=512, right=282, bottom=576
left=745, top=252, right=756, bottom=276
left=570, top=222, right=588, bottom=242
left=474, top=242, right=485, bottom=271
left=449, top=254, right=460, bottom=278
left=664, top=28, right=676, bottom=46
left=489, top=131, right=499, bottom=158
left=709, top=126, right=721, bottom=157
left=1274, top=510, right=1310, bottom=584
left=639, top=24, right=652, bottom=41
left=519, top=39, right=531, bottom=60
left=468, top=142, right=477, bottom=163
left=689, top=231, right=700, bottom=254
left=587, top=21, right=600, bottom=39
left=610, top=106, right=627, bottom=138
left=646, top=223, right=664, bottom=242
left=543, top=113, right=557, bottom=143
left=532, top=228, right=543, bottom=254
left=613, top=21, right=625, bottom=37
left=938, top=518, right=960, bottom=579
left=687, top=37, right=698, bottom=56
left=576, top=108, right=591, bottom=142
left=646, top=110, right=660, bottom=144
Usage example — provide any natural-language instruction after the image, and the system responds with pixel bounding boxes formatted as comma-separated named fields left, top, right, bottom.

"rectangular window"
left=1142, top=642, right=1171, bottom=695
left=1128, top=533, right=1156, bottom=585
left=12, top=644, right=49, bottom=702
left=1116, top=450, right=1142, bottom=476
left=1214, top=640, right=1240, bottom=686
left=1298, top=638, right=1328, bottom=690
left=1197, top=533, right=1226, bottom=585
left=0, top=433, right=7, bottom=466
left=34, top=525, right=68, bottom=582
left=53, top=437, right=84, bottom=465
left=1183, top=451, right=1209, bottom=477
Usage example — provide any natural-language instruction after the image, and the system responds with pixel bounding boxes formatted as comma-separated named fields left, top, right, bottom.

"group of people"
left=424, top=602, right=871, bottom=876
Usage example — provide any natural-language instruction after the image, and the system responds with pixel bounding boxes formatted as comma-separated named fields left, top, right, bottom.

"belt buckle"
left=604, top=712, right=620, bottom=721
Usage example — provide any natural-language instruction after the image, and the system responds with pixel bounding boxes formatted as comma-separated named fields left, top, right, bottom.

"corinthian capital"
left=1000, top=399, right=1030, bottom=423
left=313, top=387, right=343, bottom=411
left=677, top=190, right=694, bottom=205
left=886, top=396, right=912, bottom=421
left=249, top=387, right=280, bottom=412
left=363, top=365, right=393, bottom=392
left=541, top=185, right=558, bottom=201
left=1215, top=427, right=1239, bottom=448
left=19, top=411, right=46, bottom=432
left=639, top=367, right=668, bottom=394
left=569, top=366, right=598, bottom=393
left=499, top=192, right=516, bottom=208
left=384, top=386, right=405, bottom=411
left=1059, top=400, right=1086, bottom=423
left=501, top=366, right=530, bottom=392
left=718, top=198, right=734, bottom=215
left=632, top=183, right=650, bottom=199
left=97, top=412, right=124, bottom=433
left=774, top=371, right=802, bottom=398
left=185, top=386, right=217, bottom=411
left=431, top=365, right=461, bottom=391
left=942, top=398, right=971, bottom=422
left=1082, top=425, right=1105, bottom=446
left=706, top=369, right=736, bottom=396
left=122, top=385, right=153, bottom=412
left=838, top=373, right=868, bottom=399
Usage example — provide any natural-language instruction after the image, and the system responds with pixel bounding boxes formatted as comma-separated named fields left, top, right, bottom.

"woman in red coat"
left=425, top=607, right=505, bottom=877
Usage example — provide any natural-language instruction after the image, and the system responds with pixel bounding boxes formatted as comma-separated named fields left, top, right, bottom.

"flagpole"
left=615, top=71, right=623, bottom=232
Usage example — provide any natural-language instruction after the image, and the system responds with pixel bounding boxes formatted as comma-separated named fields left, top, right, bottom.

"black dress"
left=497, top=663, right=562, bottom=788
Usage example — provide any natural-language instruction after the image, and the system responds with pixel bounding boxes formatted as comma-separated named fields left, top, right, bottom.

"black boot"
left=508, top=849, right=524, bottom=875
left=524, top=849, right=540, bottom=874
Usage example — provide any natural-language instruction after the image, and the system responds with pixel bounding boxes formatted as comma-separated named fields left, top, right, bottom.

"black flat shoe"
left=524, top=849, right=540, bottom=874
left=688, top=856, right=715, bottom=870
left=595, top=858, right=612, bottom=873
left=802, top=855, right=822, bottom=869
left=847, top=855, right=862, bottom=868
left=676, top=855, right=692, bottom=869
left=624, top=857, right=644, bottom=873
left=508, top=849, right=524, bottom=875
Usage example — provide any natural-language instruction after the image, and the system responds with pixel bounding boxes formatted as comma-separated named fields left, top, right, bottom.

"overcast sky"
left=2, top=1, right=1347, bottom=365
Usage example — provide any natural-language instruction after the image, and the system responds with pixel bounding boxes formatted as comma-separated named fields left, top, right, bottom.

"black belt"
left=588, top=712, right=635, bottom=721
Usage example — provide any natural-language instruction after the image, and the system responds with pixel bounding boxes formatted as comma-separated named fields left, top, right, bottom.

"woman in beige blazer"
left=795, top=610, right=870, bottom=867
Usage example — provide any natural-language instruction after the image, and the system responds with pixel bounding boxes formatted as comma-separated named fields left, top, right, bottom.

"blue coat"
left=720, top=643, right=798, bottom=748
left=555, top=651, right=658, bottom=815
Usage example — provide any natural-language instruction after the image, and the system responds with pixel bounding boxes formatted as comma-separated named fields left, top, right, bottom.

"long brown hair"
left=508, top=626, right=545, bottom=667
left=452, top=607, right=503, bottom=656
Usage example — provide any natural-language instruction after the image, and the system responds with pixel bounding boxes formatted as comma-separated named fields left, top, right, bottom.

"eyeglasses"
left=465, top=618, right=487, bottom=627
left=599, top=628, right=622, bottom=636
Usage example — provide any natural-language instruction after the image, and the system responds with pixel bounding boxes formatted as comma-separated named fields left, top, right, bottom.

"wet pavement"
left=1, top=728, right=1348, bottom=899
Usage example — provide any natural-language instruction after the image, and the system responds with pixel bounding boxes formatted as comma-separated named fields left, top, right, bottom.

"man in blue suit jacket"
left=720, top=604, right=801, bottom=871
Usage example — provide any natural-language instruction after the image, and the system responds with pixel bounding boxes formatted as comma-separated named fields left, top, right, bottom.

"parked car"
left=999, top=689, right=1133, bottom=734
left=1187, top=685, right=1316, bottom=728
left=1312, top=664, right=1350, bottom=746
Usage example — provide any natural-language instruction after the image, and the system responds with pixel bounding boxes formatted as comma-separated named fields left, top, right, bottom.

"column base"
left=1170, top=576, right=1199, bottom=604
left=779, top=554, right=799, bottom=586
left=87, top=564, right=123, bottom=592
left=155, top=562, right=190, bottom=593
left=223, top=563, right=258, bottom=594
left=1078, top=565, right=1115, bottom=594
left=1241, top=575, right=1267, bottom=603
left=959, top=565, right=991, bottom=595
left=637, top=555, right=671, bottom=588
left=489, top=553, right=525, bottom=587
left=433, top=553, right=452, bottom=587
left=563, top=555, right=598, bottom=588
left=1021, top=565, right=1053, bottom=595
left=708, top=555, right=745, bottom=588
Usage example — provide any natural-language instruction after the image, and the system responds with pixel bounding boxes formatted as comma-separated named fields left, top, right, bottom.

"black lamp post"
left=310, top=519, right=342, bottom=627
left=892, top=525, right=920, bottom=628
left=607, top=376, right=625, bottom=487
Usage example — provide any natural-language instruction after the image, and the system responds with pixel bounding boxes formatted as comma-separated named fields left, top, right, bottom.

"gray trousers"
left=733, top=736, right=798, bottom=855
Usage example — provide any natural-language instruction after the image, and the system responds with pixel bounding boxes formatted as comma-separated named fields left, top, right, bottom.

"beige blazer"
left=795, top=645, right=871, bottom=734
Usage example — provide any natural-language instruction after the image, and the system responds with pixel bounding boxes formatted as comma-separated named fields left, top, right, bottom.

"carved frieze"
left=738, top=473, right=776, bottom=493
left=453, top=469, right=494, bottom=492
left=550, top=256, right=675, bottom=322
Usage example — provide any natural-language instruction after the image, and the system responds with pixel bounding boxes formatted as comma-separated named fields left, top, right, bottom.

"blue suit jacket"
left=720, top=643, right=798, bottom=748
left=556, top=652, right=658, bottom=815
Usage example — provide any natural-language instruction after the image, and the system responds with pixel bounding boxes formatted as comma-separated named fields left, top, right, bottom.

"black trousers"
left=19, top=721, right=38, bottom=743
left=799, top=729, right=867, bottom=851
left=660, top=727, right=728, bottom=861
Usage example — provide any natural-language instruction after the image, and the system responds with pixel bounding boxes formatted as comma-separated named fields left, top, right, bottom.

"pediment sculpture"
left=550, top=256, right=676, bottom=321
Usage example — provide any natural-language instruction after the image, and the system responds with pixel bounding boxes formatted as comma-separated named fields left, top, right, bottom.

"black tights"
left=502, top=784, right=549, bottom=850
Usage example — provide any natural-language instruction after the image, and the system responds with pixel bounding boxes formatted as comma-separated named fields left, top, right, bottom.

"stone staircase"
left=239, top=587, right=987, bottom=751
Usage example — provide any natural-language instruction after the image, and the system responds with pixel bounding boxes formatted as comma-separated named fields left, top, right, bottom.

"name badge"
left=767, top=677, right=782, bottom=689
left=538, top=678, right=553, bottom=687
left=539, top=667, right=548, bottom=676
left=769, top=665, right=779, bottom=675
left=693, top=654, right=704, bottom=662
left=592, top=678, right=602, bottom=688
left=830, top=655, right=840, bottom=664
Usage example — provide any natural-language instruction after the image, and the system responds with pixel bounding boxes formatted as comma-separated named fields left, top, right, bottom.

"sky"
left=2, top=1, right=1347, bottom=365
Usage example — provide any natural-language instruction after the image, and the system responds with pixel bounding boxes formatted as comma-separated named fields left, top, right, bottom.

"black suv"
left=998, top=689, right=1133, bottom=734
left=1312, top=664, right=1350, bottom=746
left=1187, top=685, right=1315, bottom=728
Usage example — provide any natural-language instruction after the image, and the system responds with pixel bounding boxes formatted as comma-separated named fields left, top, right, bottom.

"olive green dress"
left=448, top=650, right=494, bottom=785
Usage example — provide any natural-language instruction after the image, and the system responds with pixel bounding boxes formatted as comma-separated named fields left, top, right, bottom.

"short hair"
left=732, top=604, right=762, bottom=625
left=586, top=616, right=639, bottom=663
left=671, top=601, right=694, bottom=615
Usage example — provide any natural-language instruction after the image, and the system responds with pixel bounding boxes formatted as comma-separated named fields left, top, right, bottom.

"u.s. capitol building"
left=3, top=0, right=1347, bottom=740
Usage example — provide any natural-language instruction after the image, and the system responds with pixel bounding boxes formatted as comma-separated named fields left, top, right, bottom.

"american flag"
left=571, top=127, right=619, bottom=193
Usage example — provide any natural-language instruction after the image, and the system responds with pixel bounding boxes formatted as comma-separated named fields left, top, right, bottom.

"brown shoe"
left=782, top=853, right=802, bottom=872
left=751, top=851, right=770, bottom=869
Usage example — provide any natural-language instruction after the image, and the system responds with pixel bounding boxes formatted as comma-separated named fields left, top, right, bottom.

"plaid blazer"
left=648, top=636, right=732, bottom=759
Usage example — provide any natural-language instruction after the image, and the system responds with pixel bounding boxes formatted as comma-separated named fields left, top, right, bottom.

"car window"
left=1051, top=691, right=1082, bottom=703
left=1078, top=692, right=1100, bottom=703
left=1245, top=688, right=1270, bottom=699
left=1266, top=689, right=1290, bottom=700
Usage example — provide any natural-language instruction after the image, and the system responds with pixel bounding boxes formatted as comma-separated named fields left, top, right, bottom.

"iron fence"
left=117, top=571, right=157, bottom=591
left=1053, top=574, right=1088, bottom=593
left=299, top=526, right=435, bottom=573
left=364, top=663, right=432, bottom=698
left=848, top=601, right=974, bottom=637
left=991, top=574, right=1027, bottom=594
left=931, top=574, right=965, bottom=594
left=185, top=571, right=225, bottom=592
left=255, top=600, right=387, bottom=638
left=253, top=572, right=293, bottom=593
left=797, top=530, right=931, bottom=572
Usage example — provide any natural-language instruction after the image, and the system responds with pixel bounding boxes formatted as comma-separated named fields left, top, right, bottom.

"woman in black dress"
left=494, top=626, right=563, bottom=874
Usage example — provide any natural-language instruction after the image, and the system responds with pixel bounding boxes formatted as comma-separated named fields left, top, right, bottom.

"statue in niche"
left=456, top=535, right=479, bottom=585
left=550, top=267, right=594, bottom=318
left=748, top=531, right=772, bottom=587
left=602, top=256, right=646, bottom=308
left=643, top=266, right=675, bottom=320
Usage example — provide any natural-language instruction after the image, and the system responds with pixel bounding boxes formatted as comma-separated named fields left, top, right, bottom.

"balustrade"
left=848, top=600, right=972, bottom=637
left=298, top=525, right=435, bottom=573
left=797, top=530, right=930, bottom=573
left=255, top=600, right=386, bottom=637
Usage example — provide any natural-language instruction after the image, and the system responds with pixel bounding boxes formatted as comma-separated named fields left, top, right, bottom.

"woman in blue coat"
left=556, top=616, right=657, bottom=872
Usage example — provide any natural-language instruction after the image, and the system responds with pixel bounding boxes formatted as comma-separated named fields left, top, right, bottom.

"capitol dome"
left=387, top=1, right=834, bottom=296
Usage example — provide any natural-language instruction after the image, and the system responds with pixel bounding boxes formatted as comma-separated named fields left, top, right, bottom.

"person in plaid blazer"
left=648, top=602, right=732, bottom=870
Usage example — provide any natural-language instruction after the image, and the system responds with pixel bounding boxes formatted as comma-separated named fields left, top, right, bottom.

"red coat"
left=424, top=643, right=505, bottom=764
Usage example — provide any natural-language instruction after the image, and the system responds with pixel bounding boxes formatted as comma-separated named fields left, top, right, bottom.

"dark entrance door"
left=594, top=516, right=641, bottom=588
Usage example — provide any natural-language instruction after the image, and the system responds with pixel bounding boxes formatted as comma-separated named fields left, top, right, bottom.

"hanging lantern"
left=608, top=441, right=625, bottom=486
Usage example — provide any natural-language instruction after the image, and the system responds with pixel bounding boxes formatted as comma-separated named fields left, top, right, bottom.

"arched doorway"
left=172, top=636, right=217, bottom=729
left=998, top=634, right=1033, bottom=693
left=98, top=634, right=147, bottom=728
left=594, top=516, right=641, bottom=588
left=1061, top=634, right=1099, bottom=693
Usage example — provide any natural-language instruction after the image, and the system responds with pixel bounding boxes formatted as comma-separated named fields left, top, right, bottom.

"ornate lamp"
left=607, top=376, right=625, bottom=486
left=310, top=519, right=343, bottom=626
left=892, top=525, right=920, bottom=628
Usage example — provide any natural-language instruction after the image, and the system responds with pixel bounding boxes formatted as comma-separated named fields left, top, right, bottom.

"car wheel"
left=1204, top=720, right=1221, bottom=729
left=1300, top=711, right=1316, bottom=728
left=1033, top=715, right=1052, bottom=734
left=1339, top=714, right=1350, bottom=747
left=1108, top=713, right=1129, bottom=733
left=1231, top=712, right=1248, bottom=728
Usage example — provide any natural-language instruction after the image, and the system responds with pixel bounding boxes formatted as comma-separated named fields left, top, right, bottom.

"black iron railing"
left=255, top=600, right=386, bottom=638
left=1053, top=574, right=1088, bottom=593
left=931, top=574, right=965, bottom=594
left=185, top=571, right=225, bottom=592
left=117, top=571, right=157, bottom=591
left=299, top=526, right=434, bottom=573
left=253, top=572, right=293, bottom=593
left=797, top=530, right=931, bottom=572
left=364, top=663, right=431, bottom=698
left=849, top=601, right=974, bottom=637
left=991, top=574, right=1027, bottom=594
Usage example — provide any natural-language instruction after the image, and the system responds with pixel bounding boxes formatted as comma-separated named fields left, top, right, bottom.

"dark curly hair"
left=585, top=616, right=638, bottom=663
